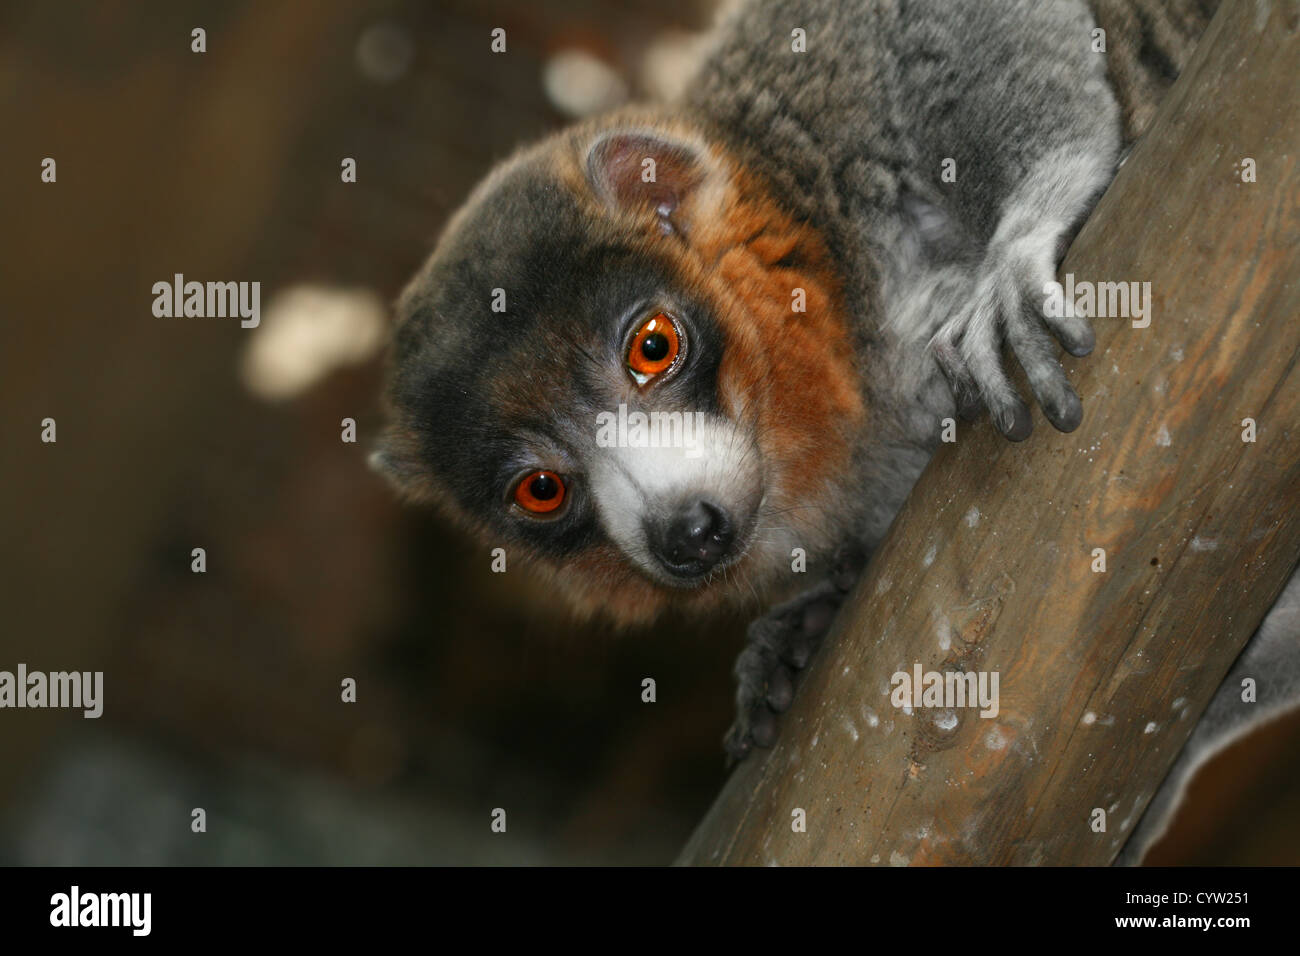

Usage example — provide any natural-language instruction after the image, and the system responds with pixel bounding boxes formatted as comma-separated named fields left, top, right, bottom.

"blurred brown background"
left=0, top=0, right=1296, bottom=865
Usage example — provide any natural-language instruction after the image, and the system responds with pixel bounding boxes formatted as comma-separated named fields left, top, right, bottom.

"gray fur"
left=683, top=0, right=1123, bottom=549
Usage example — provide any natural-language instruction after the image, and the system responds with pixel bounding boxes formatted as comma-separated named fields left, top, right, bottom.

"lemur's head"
left=375, top=110, right=865, bottom=625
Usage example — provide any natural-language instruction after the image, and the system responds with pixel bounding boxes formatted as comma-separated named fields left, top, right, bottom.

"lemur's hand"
left=724, top=582, right=844, bottom=763
left=929, top=236, right=1093, bottom=441
left=724, top=549, right=865, bottom=763
left=926, top=143, right=1116, bottom=442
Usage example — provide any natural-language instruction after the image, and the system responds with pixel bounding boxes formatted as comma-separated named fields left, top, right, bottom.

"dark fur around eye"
left=385, top=162, right=729, bottom=561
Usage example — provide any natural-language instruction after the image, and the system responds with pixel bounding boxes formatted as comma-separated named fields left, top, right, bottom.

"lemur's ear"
left=585, top=131, right=709, bottom=233
left=368, top=427, right=434, bottom=502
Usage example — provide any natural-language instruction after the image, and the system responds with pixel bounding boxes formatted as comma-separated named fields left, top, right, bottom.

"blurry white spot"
left=1081, top=711, right=1097, bottom=726
left=1190, top=536, right=1219, bottom=552
left=964, top=506, right=981, bottom=528
left=936, top=615, right=951, bottom=651
left=862, top=707, right=879, bottom=728
left=985, top=727, right=1007, bottom=750
left=1119, top=794, right=1145, bottom=832
left=241, top=285, right=387, bottom=401
left=640, top=29, right=712, bottom=102
left=543, top=49, right=628, bottom=118
left=889, top=850, right=909, bottom=866
left=1144, top=721, right=1158, bottom=734
left=356, top=22, right=414, bottom=84
left=934, top=710, right=958, bottom=732
left=842, top=718, right=859, bottom=742
left=922, top=543, right=937, bottom=567
left=1171, top=346, right=1184, bottom=361
left=1155, top=424, right=1172, bottom=446
left=1254, top=0, right=1270, bottom=32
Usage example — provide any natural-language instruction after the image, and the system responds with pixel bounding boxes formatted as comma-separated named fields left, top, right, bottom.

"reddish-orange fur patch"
left=686, top=164, right=865, bottom=512
left=542, top=114, right=866, bottom=623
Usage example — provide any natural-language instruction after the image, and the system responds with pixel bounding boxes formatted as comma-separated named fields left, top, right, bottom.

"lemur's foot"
left=929, top=235, right=1093, bottom=442
left=723, top=551, right=864, bottom=764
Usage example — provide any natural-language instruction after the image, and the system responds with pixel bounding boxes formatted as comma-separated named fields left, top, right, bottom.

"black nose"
left=651, top=500, right=735, bottom=578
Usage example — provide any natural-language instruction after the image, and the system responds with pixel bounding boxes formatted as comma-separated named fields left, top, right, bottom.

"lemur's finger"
left=1046, top=313, right=1095, bottom=357
left=931, top=333, right=984, bottom=421
left=782, top=631, right=817, bottom=670
left=748, top=708, right=778, bottom=748
left=799, top=596, right=837, bottom=636
left=961, top=324, right=1034, bottom=441
left=1032, top=264, right=1096, bottom=356
left=1006, top=303, right=1084, bottom=432
left=723, top=727, right=752, bottom=765
left=780, top=597, right=837, bottom=668
left=766, top=666, right=795, bottom=712
left=956, top=392, right=985, bottom=422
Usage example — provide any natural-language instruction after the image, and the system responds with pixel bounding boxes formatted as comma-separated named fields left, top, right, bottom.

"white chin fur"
left=586, top=411, right=763, bottom=582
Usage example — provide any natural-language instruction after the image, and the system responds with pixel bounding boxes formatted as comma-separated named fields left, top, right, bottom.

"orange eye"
left=627, top=313, right=681, bottom=383
left=514, top=470, right=566, bottom=514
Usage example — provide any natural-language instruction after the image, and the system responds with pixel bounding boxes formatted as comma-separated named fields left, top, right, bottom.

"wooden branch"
left=678, top=1, right=1300, bottom=866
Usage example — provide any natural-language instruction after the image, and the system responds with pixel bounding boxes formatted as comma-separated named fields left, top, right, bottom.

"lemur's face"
left=376, top=112, right=865, bottom=624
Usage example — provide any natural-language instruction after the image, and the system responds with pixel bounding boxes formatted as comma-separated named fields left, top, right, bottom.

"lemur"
left=374, top=0, right=1299, bottom=858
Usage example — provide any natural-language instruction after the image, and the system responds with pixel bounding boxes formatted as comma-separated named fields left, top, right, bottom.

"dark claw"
left=1043, top=382, right=1083, bottom=432
left=1042, top=309, right=1096, bottom=357
left=995, top=398, right=1034, bottom=441
left=932, top=336, right=983, bottom=421
left=1062, top=324, right=1095, bottom=357
left=956, top=391, right=984, bottom=421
